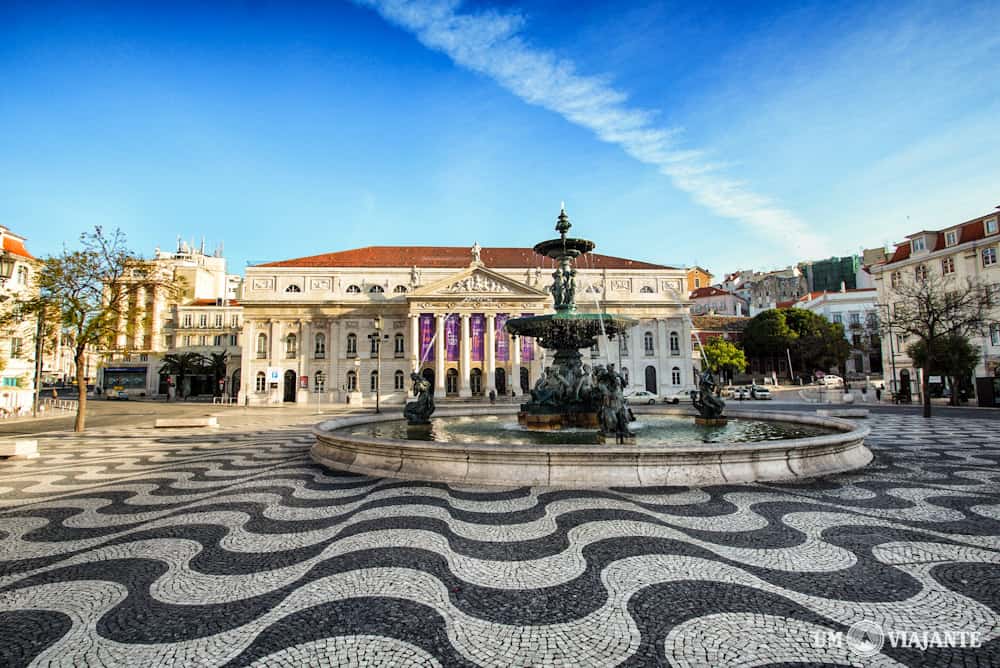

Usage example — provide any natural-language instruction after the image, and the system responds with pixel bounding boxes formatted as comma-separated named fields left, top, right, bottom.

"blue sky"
left=2, top=0, right=998, bottom=276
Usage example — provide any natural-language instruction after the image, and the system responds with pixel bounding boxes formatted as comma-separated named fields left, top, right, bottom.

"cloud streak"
left=353, top=0, right=827, bottom=257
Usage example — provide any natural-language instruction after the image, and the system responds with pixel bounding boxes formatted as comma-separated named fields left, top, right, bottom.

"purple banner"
left=471, top=314, right=485, bottom=362
left=521, top=312, right=534, bottom=362
left=419, top=314, right=434, bottom=362
left=445, top=315, right=459, bottom=361
left=495, top=313, right=509, bottom=362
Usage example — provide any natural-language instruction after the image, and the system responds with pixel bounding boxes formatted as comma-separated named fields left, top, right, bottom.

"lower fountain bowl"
left=311, top=406, right=872, bottom=488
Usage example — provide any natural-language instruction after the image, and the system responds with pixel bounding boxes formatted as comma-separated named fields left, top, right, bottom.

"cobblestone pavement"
left=0, top=413, right=997, bottom=667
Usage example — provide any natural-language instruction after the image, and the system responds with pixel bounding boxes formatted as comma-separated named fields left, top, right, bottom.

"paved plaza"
left=0, top=411, right=997, bottom=666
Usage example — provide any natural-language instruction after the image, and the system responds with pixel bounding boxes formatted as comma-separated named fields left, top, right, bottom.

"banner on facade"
left=419, top=314, right=435, bottom=362
left=471, top=314, right=485, bottom=362
left=445, top=315, right=460, bottom=361
left=521, top=313, right=534, bottom=362
left=495, top=313, right=509, bottom=362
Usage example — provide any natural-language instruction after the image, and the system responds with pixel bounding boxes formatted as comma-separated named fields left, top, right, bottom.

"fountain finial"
left=555, top=204, right=572, bottom=237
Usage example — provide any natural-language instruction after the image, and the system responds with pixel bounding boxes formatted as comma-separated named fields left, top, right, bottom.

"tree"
left=204, top=351, right=228, bottom=397
left=742, top=308, right=849, bottom=380
left=10, top=227, right=166, bottom=431
left=882, top=271, right=988, bottom=417
left=906, top=335, right=979, bottom=407
left=159, top=352, right=207, bottom=400
left=702, top=337, right=747, bottom=384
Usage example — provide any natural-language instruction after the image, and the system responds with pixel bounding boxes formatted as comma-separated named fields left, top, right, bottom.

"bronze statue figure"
left=403, top=372, right=435, bottom=425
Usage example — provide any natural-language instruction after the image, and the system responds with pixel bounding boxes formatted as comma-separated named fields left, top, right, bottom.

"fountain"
left=310, top=207, right=873, bottom=487
left=505, top=207, right=637, bottom=438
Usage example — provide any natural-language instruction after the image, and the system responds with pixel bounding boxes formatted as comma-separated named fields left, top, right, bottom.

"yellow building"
left=686, top=266, right=713, bottom=292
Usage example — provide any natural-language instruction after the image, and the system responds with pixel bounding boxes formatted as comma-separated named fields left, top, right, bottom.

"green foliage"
left=907, top=335, right=978, bottom=382
left=702, top=338, right=747, bottom=377
left=742, top=308, right=850, bottom=374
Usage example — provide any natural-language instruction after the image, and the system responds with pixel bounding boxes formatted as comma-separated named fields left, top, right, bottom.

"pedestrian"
left=861, top=385, right=868, bottom=402
left=488, top=389, right=496, bottom=405
left=51, top=388, right=58, bottom=399
left=875, top=385, right=882, bottom=402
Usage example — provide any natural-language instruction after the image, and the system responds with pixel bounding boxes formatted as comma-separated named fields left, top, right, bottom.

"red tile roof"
left=2, top=234, right=34, bottom=260
left=257, top=246, right=673, bottom=270
left=886, top=210, right=1000, bottom=265
left=689, top=286, right=736, bottom=299
left=190, top=299, right=240, bottom=306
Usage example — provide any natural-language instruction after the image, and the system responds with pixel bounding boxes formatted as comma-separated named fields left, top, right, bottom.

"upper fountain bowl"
left=533, top=237, right=595, bottom=260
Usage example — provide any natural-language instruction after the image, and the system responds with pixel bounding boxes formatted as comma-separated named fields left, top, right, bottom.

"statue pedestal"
left=518, top=411, right=600, bottom=430
left=695, top=417, right=728, bottom=427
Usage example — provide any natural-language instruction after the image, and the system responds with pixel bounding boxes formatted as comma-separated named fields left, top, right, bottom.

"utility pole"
left=32, top=311, right=45, bottom=418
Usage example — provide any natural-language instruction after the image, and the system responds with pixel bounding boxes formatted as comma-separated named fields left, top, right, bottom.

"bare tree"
left=880, top=272, right=989, bottom=417
left=10, top=227, right=173, bottom=431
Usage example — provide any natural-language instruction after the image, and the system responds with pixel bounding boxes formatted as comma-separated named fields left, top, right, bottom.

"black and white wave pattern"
left=0, top=415, right=998, bottom=666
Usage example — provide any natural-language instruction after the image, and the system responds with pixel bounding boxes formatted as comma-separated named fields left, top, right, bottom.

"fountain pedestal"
left=695, top=417, right=728, bottom=427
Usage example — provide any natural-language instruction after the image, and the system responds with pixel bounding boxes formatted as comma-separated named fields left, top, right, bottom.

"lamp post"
left=369, top=316, right=389, bottom=414
left=0, top=251, right=15, bottom=285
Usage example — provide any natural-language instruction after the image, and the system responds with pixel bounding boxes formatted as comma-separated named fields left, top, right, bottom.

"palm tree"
left=159, top=352, right=207, bottom=400
left=205, top=352, right=228, bottom=397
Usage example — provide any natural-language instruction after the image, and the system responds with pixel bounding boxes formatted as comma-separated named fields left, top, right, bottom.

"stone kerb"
left=311, top=406, right=872, bottom=488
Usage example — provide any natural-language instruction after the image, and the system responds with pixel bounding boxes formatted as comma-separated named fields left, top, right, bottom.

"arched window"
left=285, top=284, right=302, bottom=293
left=256, top=333, right=267, bottom=359
left=394, top=370, right=405, bottom=390
left=669, top=331, right=680, bottom=355
left=643, top=331, right=654, bottom=355
left=640, top=286, right=654, bottom=294
left=446, top=368, right=459, bottom=395
left=370, top=369, right=379, bottom=392
left=470, top=368, right=483, bottom=395
left=346, top=333, right=357, bottom=356
left=255, top=371, right=266, bottom=392
left=285, top=334, right=297, bottom=358
left=393, top=285, right=408, bottom=294
left=346, top=370, right=357, bottom=391
left=369, top=285, right=385, bottom=294
left=314, top=370, right=325, bottom=392
left=346, top=285, right=361, bottom=294
left=619, top=336, right=629, bottom=357
left=314, top=333, right=326, bottom=358
left=671, top=366, right=681, bottom=385
left=394, top=333, right=405, bottom=357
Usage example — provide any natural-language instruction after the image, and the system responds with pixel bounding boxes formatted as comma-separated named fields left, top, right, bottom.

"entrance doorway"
left=283, top=370, right=297, bottom=402
left=470, top=368, right=483, bottom=395
left=446, top=368, right=458, bottom=396
left=644, top=366, right=657, bottom=393
left=421, top=368, right=435, bottom=395
left=231, top=369, right=241, bottom=398
left=520, top=367, right=530, bottom=393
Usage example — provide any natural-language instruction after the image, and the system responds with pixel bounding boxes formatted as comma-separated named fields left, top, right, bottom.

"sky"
left=2, top=0, right=999, bottom=276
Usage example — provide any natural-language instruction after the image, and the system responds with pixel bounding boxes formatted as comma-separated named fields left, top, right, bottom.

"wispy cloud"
left=353, top=0, right=826, bottom=257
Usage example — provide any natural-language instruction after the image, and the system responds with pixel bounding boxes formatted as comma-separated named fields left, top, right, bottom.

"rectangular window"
left=183, top=314, right=192, bottom=327
left=215, top=314, right=223, bottom=327
left=183, top=335, right=191, bottom=346
left=139, top=353, right=148, bottom=362
left=942, top=257, right=955, bottom=274
left=890, top=272, right=901, bottom=288
left=832, top=314, right=843, bottom=324
left=230, top=334, right=238, bottom=346
left=911, top=237, right=926, bottom=252
left=231, top=315, right=239, bottom=328
left=213, top=335, right=223, bottom=346
left=915, top=264, right=928, bottom=282
left=991, top=324, right=1000, bottom=346
left=983, top=247, right=997, bottom=267
left=10, top=338, right=22, bottom=357
left=200, top=335, right=207, bottom=346
left=945, top=230, right=959, bottom=247
left=849, top=312, right=861, bottom=326
left=199, top=314, right=207, bottom=328
left=986, top=217, right=998, bottom=235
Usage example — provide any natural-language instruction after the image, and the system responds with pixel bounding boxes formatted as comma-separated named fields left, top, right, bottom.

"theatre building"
left=238, top=245, right=694, bottom=405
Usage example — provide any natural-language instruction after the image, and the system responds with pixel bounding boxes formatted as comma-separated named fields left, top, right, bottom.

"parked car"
left=815, top=375, right=844, bottom=387
left=626, top=390, right=660, bottom=405
left=661, top=388, right=695, bottom=404
left=731, top=387, right=751, bottom=400
left=750, top=385, right=772, bottom=400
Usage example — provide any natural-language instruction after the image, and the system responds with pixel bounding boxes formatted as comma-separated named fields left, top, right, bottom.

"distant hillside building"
left=686, top=266, right=713, bottom=292
left=802, top=255, right=872, bottom=292
left=689, top=286, right=748, bottom=316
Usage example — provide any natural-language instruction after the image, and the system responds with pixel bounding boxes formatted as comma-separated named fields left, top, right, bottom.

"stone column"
left=512, top=333, right=521, bottom=397
left=435, top=314, right=445, bottom=394
left=239, top=320, right=253, bottom=404
left=486, top=313, right=496, bottom=394
left=657, top=319, right=669, bottom=392
left=459, top=313, right=471, bottom=397
left=298, top=320, right=308, bottom=402
left=629, top=324, right=641, bottom=392
left=409, top=314, right=420, bottom=371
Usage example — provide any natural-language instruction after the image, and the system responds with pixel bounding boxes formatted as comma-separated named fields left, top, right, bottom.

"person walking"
left=875, top=385, right=882, bottom=402
left=488, top=389, right=496, bottom=405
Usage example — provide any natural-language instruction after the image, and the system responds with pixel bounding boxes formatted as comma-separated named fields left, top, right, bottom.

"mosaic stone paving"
left=0, top=414, right=998, bottom=666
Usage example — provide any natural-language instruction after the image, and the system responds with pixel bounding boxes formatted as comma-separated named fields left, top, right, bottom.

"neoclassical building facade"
left=238, top=245, right=694, bottom=405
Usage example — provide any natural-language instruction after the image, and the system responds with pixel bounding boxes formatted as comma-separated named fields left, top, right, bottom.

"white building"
left=689, top=286, right=748, bottom=316
left=792, top=286, right=882, bottom=377
left=239, top=244, right=694, bottom=405
left=869, top=208, right=1000, bottom=403
left=0, top=227, right=39, bottom=414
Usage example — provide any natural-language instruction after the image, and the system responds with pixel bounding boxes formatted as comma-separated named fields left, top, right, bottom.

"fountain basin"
left=311, top=406, right=872, bottom=487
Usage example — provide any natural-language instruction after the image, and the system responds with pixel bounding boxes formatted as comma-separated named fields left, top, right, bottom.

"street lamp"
left=369, top=316, right=389, bottom=414
left=0, top=250, right=15, bottom=285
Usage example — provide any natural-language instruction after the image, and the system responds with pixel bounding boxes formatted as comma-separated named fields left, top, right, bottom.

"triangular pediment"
left=408, top=265, right=549, bottom=300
